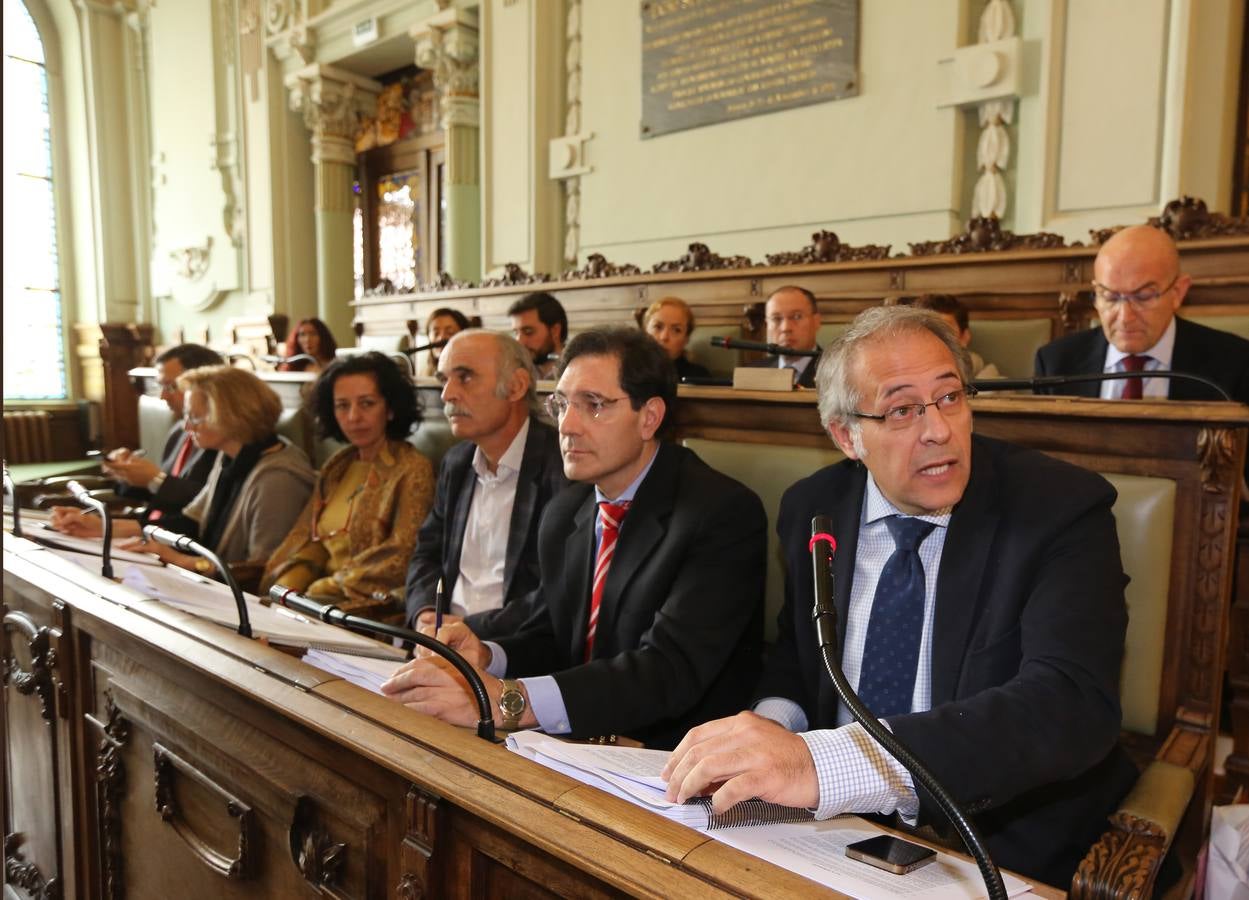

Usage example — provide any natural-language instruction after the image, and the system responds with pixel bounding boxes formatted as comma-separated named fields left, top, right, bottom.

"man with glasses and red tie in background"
left=1034, top=224, right=1249, bottom=403
left=382, top=328, right=766, bottom=749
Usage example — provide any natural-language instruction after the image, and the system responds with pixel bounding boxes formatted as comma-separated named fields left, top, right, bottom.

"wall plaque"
left=641, top=0, right=859, bottom=138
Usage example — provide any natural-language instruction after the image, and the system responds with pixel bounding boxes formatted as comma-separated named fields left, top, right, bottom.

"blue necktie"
left=858, top=516, right=937, bottom=718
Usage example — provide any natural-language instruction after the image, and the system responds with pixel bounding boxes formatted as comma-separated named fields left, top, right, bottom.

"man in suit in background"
left=404, top=330, right=567, bottom=637
left=1034, top=224, right=1249, bottom=403
left=384, top=328, right=766, bottom=749
left=663, top=306, right=1135, bottom=886
left=508, top=291, right=568, bottom=380
left=746, top=285, right=822, bottom=387
left=105, top=343, right=223, bottom=534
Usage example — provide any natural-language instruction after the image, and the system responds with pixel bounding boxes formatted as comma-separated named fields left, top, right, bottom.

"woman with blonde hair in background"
left=642, top=296, right=710, bottom=380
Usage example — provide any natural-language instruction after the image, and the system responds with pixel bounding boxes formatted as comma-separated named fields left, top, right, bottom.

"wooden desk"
left=2, top=540, right=1062, bottom=899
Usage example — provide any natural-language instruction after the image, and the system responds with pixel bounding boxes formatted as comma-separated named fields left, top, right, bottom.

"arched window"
left=3, top=0, right=67, bottom=400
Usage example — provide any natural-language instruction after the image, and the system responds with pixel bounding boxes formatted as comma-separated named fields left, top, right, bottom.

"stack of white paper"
left=302, top=649, right=405, bottom=694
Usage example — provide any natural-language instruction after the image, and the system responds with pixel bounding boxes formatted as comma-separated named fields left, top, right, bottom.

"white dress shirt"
left=755, top=475, right=951, bottom=821
left=449, top=417, right=529, bottom=618
left=1100, top=316, right=1176, bottom=399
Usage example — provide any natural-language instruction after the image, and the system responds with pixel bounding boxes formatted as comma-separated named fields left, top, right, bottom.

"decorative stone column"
left=411, top=8, right=480, bottom=283
left=285, top=64, right=380, bottom=340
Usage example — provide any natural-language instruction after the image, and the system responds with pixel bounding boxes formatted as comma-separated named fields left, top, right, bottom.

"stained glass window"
left=3, top=0, right=67, bottom=400
left=376, top=170, right=422, bottom=293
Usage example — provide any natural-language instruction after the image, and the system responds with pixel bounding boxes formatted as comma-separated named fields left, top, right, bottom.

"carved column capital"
left=285, top=64, right=381, bottom=166
left=411, top=9, right=480, bottom=116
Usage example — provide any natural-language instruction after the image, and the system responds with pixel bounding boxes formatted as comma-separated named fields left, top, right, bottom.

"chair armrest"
left=1071, top=721, right=1209, bottom=900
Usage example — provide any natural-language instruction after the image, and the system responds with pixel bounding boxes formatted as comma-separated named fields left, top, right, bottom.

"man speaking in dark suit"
left=1034, top=224, right=1249, bottom=403
left=404, top=330, right=567, bottom=636
left=384, top=328, right=766, bottom=749
left=663, top=306, right=1135, bottom=886
left=745, top=285, right=822, bottom=388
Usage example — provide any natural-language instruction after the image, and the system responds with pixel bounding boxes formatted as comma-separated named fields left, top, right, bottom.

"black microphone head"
left=710, top=336, right=731, bottom=348
left=810, top=515, right=836, bottom=554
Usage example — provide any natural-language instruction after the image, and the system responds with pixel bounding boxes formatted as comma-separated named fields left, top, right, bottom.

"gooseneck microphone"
left=710, top=336, right=821, bottom=358
left=259, top=352, right=318, bottom=367
left=3, top=462, right=20, bottom=538
left=808, top=516, right=1006, bottom=900
left=68, top=480, right=113, bottom=579
left=269, top=585, right=497, bottom=743
left=402, top=338, right=450, bottom=357
left=973, top=369, right=1231, bottom=400
left=143, top=524, right=251, bottom=639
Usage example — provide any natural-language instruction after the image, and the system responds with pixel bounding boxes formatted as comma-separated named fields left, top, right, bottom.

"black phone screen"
left=846, top=835, right=936, bottom=866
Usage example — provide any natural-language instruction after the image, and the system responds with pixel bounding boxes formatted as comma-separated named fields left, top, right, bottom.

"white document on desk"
left=714, top=819, right=1033, bottom=900
left=23, top=525, right=164, bottom=565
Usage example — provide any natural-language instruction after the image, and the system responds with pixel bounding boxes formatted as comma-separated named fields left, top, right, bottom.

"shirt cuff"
left=520, top=675, right=572, bottom=735
left=753, top=696, right=808, bottom=732
left=483, top=641, right=507, bottom=678
left=147, top=471, right=167, bottom=493
left=799, top=723, right=919, bottom=822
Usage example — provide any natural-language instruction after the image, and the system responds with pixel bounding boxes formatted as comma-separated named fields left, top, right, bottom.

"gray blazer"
left=183, top=439, right=315, bottom=564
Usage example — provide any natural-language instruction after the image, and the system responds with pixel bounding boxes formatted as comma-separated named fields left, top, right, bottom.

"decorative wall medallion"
left=652, top=242, right=752, bottom=273
left=169, top=237, right=213, bottom=281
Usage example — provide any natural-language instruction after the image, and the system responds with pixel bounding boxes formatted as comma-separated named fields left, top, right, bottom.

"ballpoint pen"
left=433, top=576, right=445, bottom=638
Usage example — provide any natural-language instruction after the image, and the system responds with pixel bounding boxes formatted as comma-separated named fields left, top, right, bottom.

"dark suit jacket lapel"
left=1168, top=318, right=1210, bottom=400
left=565, top=492, right=597, bottom=662
left=503, top=418, right=545, bottom=593
left=445, top=453, right=477, bottom=593
left=596, top=447, right=674, bottom=653
left=930, top=437, right=998, bottom=705
left=817, top=464, right=866, bottom=720
left=1071, top=331, right=1107, bottom=398
left=160, top=424, right=185, bottom=469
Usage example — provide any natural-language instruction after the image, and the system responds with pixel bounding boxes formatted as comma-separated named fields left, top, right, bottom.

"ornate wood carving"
left=764, top=230, right=891, bottom=265
left=651, top=242, right=753, bottom=273
left=742, top=302, right=765, bottom=337
left=94, top=694, right=130, bottom=900
left=562, top=253, right=642, bottom=280
left=419, top=271, right=471, bottom=292
left=397, top=873, right=423, bottom=900
left=3, top=611, right=56, bottom=723
left=397, top=786, right=443, bottom=900
left=907, top=215, right=1066, bottom=256
left=95, top=322, right=156, bottom=450
left=480, top=263, right=552, bottom=287
left=289, top=796, right=346, bottom=891
left=1070, top=829, right=1164, bottom=900
left=1191, top=427, right=1236, bottom=709
left=5, top=833, right=60, bottom=900
left=1198, top=428, right=1237, bottom=494
left=153, top=743, right=253, bottom=879
left=1057, top=291, right=1088, bottom=333
left=1091, top=196, right=1249, bottom=245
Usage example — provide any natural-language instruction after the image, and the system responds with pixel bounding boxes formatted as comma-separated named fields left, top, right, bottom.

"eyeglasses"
left=1092, top=275, right=1179, bottom=310
left=545, top=392, right=630, bottom=421
left=851, top=387, right=978, bottom=430
left=183, top=412, right=209, bottom=429
left=766, top=311, right=809, bottom=327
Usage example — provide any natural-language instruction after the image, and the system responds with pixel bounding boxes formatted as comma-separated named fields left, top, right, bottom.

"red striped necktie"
left=585, top=500, right=630, bottom=661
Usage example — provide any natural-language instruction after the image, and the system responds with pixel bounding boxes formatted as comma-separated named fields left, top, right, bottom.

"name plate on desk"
left=732, top=367, right=796, bottom=392
left=640, top=0, right=860, bottom=138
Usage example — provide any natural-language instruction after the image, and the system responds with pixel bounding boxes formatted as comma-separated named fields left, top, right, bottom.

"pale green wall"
left=31, top=0, right=1246, bottom=387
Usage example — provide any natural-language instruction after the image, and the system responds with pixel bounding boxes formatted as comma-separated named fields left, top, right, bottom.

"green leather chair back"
left=1102, top=472, right=1176, bottom=736
left=682, top=438, right=845, bottom=642
left=967, top=318, right=1054, bottom=379
left=409, top=415, right=460, bottom=473
left=1183, top=313, right=1249, bottom=342
left=137, top=395, right=175, bottom=459
left=687, top=325, right=742, bottom=378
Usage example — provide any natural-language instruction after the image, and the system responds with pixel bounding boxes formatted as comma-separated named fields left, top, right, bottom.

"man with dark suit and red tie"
left=1034, top=224, right=1249, bottom=403
left=663, top=306, right=1136, bottom=887
left=385, top=328, right=767, bottom=749
left=58, top=343, right=222, bottom=537
left=404, top=330, right=567, bottom=637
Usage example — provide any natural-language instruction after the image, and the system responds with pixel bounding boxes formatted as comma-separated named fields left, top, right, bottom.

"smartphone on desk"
left=845, top=835, right=936, bottom=875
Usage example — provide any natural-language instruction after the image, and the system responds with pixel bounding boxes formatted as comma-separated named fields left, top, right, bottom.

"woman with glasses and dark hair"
left=423, top=307, right=470, bottom=376
left=81, top=366, right=315, bottom=582
left=279, top=317, right=338, bottom=372
left=262, top=352, right=434, bottom=614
